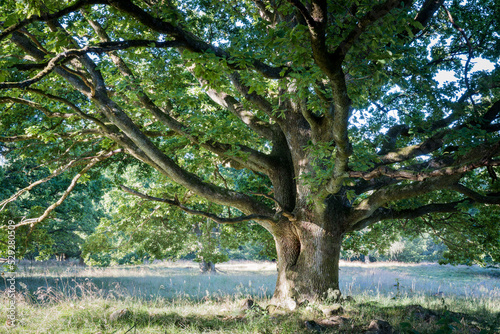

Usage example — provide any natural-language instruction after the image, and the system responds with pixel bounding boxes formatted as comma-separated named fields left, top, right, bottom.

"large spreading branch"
left=346, top=175, right=461, bottom=227
left=92, top=90, right=274, bottom=216
left=349, top=158, right=500, bottom=182
left=5, top=18, right=277, bottom=218
left=0, top=0, right=106, bottom=41
left=347, top=138, right=500, bottom=226
left=450, top=183, right=500, bottom=205
left=83, top=12, right=278, bottom=174
left=66, top=26, right=278, bottom=214
left=349, top=182, right=500, bottom=232
left=101, top=0, right=292, bottom=79
left=119, top=185, right=274, bottom=226
left=348, top=200, right=467, bottom=232
left=377, top=99, right=500, bottom=166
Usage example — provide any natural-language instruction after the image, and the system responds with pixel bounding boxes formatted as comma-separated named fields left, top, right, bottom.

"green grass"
left=1, top=260, right=499, bottom=333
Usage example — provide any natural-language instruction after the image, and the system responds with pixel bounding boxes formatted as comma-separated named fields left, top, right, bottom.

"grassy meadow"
left=1, top=260, right=499, bottom=333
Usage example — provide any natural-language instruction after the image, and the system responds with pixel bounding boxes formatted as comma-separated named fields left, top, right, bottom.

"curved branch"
left=119, top=185, right=273, bottom=225
left=0, top=129, right=104, bottom=144
left=5, top=149, right=122, bottom=229
left=191, top=68, right=282, bottom=144
left=450, top=183, right=500, bottom=204
left=134, top=81, right=275, bottom=174
left=24, top=88, right=108, bottom=127
left=347, top=175, right=460, bottom=227
left=0, top=0, right=106, bottom=41
left=0, top=49, right=80, bottom=89
left=10, top=32, right=91, bottom=94
left=375, top=90, right=500, bottom=168
left=85, top=17, right=275, bottom=174
left=1, top=41, right=183, bottom=90
left=349, top=200, right=466, bottom=232
left=349, top=158, right=500, bottom=182
left=0, top=149, right=122, bottom=213
left=350, top=141, right=500, bottom=201
left=106, top=0, right=291, bottom=79
left=374, top=88, right=477, bottom=158
left=212, top=91, right=277, bottom=140
left=90, top=89, right=276, bottom=216
left=224, top=72, right=276, bottom=121
left=0, top=96, right=76, bottom=118
left=349, top=181, right=500, bottom=232
left=332, top=0, right=413, bottom=61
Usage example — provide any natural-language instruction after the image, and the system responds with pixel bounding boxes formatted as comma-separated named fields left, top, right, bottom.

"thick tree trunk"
left=199, top=259, right=216, bottom=274
left=271, top=218, right=343, bottom=307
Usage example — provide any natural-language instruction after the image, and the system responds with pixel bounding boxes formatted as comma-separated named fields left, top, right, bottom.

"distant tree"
left=1, top=0, right=499, bottom=305
left=82, top=164, right=275, bottom=271
left=342, top=232, right=449, bottom=263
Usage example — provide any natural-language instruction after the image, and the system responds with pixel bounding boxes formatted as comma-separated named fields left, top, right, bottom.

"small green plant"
left=434, top=311, right=460, bottom=334
left=399, top=321, right=420, bottom=334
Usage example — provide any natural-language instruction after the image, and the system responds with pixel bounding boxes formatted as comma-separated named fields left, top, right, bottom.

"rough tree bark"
left=199, top=260, right=216, bottom=274
left=271, top=217, right=343, bottom=305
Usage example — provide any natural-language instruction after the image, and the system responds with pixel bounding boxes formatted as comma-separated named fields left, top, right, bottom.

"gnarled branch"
left=349, top=200, right=467, bottom=232
left=119, top=185, right=273, bottom=225
left=0, top=0, right=106, bottom=41
left=349, top=159, right=500, bottom=182
left=450, top=183, right=500, bottom=204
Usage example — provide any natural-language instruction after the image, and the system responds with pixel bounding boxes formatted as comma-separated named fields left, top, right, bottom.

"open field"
left=1, top=260, right=499, bottom=333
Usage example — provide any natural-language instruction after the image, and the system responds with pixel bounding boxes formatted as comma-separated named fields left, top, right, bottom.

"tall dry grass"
left=0, top=260, right=498, bottom=333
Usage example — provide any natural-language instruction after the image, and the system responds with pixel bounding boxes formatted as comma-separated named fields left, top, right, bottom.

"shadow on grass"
left=99, top=310, right=296, bottom=333
left=355, top=301, right=500, bottom=334
left=82, top=302, right=500, bottom=334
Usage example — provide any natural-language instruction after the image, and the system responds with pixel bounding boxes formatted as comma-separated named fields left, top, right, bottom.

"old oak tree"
left=1, top=0, right=499, bottom=306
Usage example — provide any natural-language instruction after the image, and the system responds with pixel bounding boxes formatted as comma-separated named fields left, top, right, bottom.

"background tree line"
left=2, top=152, right=495, bottom=268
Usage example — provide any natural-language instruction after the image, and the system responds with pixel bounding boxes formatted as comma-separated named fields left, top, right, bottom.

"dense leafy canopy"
left=1, top=0, right=499, bottom=301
